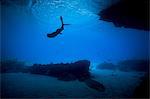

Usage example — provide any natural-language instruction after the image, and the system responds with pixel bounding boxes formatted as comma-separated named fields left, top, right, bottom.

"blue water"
left=1, top=0, right=149, bottom=64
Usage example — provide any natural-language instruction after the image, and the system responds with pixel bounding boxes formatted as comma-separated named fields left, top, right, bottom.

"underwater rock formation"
left=96, top=62, right=116, bottom=70
left=117, top=60, right=149, bottom=72
left=29, top=60, right=105, bottom=92
left=0, top=60, right=105, bottom=92
left=96, top=60, right=149, bottom=72
left=133, top=74, right=149, bottom=98
left=30, top=60, right=91, bottom=81
left=84, top=79, right=105, bottom=92
left=0, top=60, right=28, bottom=73
left=99, top=0, right=149, bottom=31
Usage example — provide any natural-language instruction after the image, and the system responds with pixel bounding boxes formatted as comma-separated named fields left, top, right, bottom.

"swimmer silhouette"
left=47, top=16, right=70, bottom=38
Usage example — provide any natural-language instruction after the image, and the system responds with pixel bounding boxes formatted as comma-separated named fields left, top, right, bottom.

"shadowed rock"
left=133, top=74, right=149, bottom=98
left=0, top=60, right=28, bottom=73
left=0, top=59, right=105, bottom=92
left=84, top=79, right=105, bottom=92
left=99, top=0, right=149, bottom=31
left=29, top=60, right=105, bottom=92
left=117, top=60, right=149, bottom=72
left=29, top=60, right=91, bottom=81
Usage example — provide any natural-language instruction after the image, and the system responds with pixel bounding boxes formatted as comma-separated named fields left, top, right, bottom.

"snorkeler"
left=47, top=16, right=70, bottom=38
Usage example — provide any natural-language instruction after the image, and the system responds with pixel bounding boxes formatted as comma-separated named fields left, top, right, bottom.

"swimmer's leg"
left=60, top=16, right=64, bottom=26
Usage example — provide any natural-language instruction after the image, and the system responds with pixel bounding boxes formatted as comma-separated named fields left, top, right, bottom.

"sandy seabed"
left=1, top=69, right=145, bottom=98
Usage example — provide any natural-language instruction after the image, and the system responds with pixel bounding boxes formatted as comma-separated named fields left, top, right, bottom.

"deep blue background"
left=1, top=0, right=149, bottom=64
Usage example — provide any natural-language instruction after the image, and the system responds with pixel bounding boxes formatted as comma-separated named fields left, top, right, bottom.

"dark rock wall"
left=99, top=0, right=149, bottom=31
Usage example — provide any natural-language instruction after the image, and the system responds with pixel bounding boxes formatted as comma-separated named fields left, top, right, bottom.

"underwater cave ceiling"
left=1, top=0, right=149, bottom=31
left=99, top=0, right=149, bottom=31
